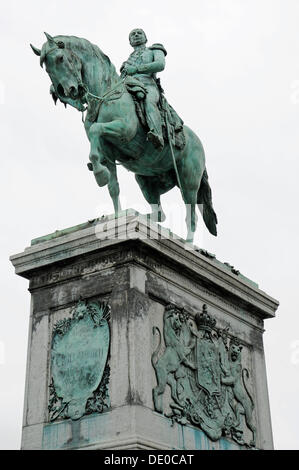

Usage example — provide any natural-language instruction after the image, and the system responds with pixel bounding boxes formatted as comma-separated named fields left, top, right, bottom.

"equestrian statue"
left=30, top=29, right=218, bottom=242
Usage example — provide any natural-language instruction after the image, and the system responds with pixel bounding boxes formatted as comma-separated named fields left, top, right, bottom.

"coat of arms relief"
left=48, top=299, right=111, bottom=422
left=152, top=304, right=256, bottom=448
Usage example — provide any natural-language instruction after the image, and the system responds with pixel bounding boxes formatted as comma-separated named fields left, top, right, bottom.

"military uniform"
left=120, top=44, right=167, bottom=149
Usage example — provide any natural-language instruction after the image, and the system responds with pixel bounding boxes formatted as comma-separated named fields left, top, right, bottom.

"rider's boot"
left=145, top=101, right=164, bottom=151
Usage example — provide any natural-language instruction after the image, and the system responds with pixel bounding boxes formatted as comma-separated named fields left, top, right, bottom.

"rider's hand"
left=125, top=65, right=138, bottom=75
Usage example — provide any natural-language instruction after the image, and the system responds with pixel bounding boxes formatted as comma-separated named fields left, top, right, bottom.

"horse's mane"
left=41, top=35, right=118, bottom=89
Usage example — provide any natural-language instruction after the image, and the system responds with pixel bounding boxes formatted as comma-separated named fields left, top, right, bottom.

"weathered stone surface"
left=10, top=211, right=278, bottom=450
left=25, top=313, right=49, bottom=426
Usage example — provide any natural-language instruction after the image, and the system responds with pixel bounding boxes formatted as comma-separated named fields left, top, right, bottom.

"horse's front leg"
left=106, top=160, right=122, bottom=215
left=86, top=118, right=136, bottom=188
left=87, top=121, right=111, bottom=187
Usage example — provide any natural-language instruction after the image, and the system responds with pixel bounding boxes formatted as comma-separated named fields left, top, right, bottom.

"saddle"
left=124, top=76, right=186, bottom=150
left=85, top=76, right=186, bottom=151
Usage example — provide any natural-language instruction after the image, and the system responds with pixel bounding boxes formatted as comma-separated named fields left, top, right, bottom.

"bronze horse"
left=31, top=33, right=217, bottom=242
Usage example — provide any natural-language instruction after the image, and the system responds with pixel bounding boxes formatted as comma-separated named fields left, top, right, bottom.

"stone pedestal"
left=10, top=210, right=278, bottom=450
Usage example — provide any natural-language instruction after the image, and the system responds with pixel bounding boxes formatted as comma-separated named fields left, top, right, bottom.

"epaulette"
left=149, top=43, right=167, bottom=56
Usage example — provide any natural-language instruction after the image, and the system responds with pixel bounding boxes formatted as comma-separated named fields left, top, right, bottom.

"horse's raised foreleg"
left=87, top=122, right=111, bottom=187
left=86, top=118, right=137, bottom=188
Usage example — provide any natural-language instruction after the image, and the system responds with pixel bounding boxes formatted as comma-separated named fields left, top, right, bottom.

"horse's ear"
left=30, top=44, right=41, bottom=56
left=44, top=32, right=56, bottom=46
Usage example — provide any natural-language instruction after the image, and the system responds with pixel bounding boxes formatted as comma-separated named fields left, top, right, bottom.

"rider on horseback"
left=30, top=32, right=218, bottom=241
left=120, top=28, right=166, bottom=151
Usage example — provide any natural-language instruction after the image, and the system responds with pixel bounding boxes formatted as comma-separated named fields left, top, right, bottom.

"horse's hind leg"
left=179, top=178, right=199, bottom=243
left=176, top=132, right=205, bottom=243
left=135, top=174, right=167, bottom=222
left=185, top=198, right=198, bottom=243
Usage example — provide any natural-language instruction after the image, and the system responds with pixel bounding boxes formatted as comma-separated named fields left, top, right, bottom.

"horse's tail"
left=197, top=169, right=218, bottom=236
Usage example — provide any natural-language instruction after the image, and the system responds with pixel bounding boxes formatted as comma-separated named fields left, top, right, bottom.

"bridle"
left=45, top=41, right=126, bottom=118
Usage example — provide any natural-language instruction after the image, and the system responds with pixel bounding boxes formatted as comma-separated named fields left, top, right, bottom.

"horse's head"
left=31, top=33, right=86, bottom=111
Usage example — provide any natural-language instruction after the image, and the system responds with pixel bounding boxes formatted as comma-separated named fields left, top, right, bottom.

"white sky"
left=1, top=0, right=299, bottom=450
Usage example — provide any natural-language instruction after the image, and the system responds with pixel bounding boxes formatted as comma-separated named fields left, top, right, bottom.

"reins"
left=81, top=79, right=126, bottom=127
left=44, top=42, right=125, bottom=123
left=85, top=78, right=126, bottom=103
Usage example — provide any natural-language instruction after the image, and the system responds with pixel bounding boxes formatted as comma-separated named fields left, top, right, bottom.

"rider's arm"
left=136, top=50, right=165, bottom=74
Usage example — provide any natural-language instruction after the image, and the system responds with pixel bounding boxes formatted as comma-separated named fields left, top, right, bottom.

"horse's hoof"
left=94, top=168, right=110, bottom=187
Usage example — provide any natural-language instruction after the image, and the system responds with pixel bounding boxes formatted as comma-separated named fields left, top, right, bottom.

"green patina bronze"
left=49, top=300, right=110, bottom=422
left=151, top=304, right=256, bottom=448
left=31, top=30, right=218, bottom=242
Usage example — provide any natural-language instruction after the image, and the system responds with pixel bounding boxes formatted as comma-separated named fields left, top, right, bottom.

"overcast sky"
left=1, top=0, right=299, bottom=450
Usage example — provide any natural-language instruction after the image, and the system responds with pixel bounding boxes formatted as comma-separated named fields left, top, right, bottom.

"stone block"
left=10, top=210, right=279, bottom=450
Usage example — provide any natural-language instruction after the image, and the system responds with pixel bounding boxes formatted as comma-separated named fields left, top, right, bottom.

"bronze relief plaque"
left=49, top=300, right=110, bottom=421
